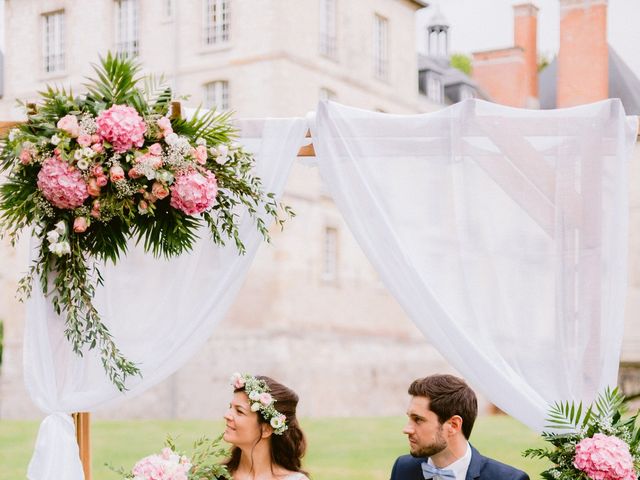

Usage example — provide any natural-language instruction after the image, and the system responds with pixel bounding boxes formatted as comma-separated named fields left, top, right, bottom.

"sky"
left=415, top=0, right=640, bottom=79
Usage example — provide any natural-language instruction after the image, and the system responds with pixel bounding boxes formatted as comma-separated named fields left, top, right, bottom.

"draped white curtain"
left=311, top=99, right=638, bottom=432
left=24, top=118, right=308, bottom=480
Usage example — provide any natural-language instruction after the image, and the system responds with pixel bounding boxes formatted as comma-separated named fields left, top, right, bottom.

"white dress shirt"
left=427, top=442, right=472, bottom=480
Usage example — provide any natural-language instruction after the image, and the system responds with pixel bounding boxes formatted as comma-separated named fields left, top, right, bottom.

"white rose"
left=50, top=134, right=61, bottom=145
left=248, top=390, right=261, bottom=401
left=195, top=137, right=207, bottom=146
left=270, top=416, right=285, bottom=430
left=216, top=144, right=229, bottom=157
left=250, top=402, right=261, bottom=412
left=74, top=149, right=83, bottom=161
left=165, top=133, right=179, bottom=146
left=215, top=155, right=229, bottom=165
left=8, top=129, right=18, bottom=141
left=46, top=230, right=60, bottom=244
left=55, top=221, right=66, bottom=234
left=82, top=147, right=95, bottom=158
left=76, top=158, right=89, bottom=170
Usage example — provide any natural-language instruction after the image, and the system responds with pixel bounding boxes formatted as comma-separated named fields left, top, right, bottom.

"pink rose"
left=77, top=134, right=92, bottom=147
left=149, top=143, right=163, bottom=156
left=193, top=145, right=208, bottom=165
left=109, top=165, right=125, bottom=182
left=73, top=217, right=89, bottom=233
left=152, top=181, right=170, bottom=200
left=19, top=149, right=32, bottom=165
left=91, top=134, right=100, bottom=143
left=138, top=200, right=149, bottom=212
left=96, top=175, right=108, bottom=187
left=91, top=165, right=103, bottom=176
left=53, top=148, right=62, bottom=157
left=128, top=167, right=141, bottom=179
left=157, top=116, right=173, bottom=137
left=259, top=393, right=273, bottom=406
left=57, top=114, right=80, bottom=137
left=91, top=143, right=104, bottom=153
left=87, top=178, right=101, bottom=197
left=91, top=200, right=101, bottom=218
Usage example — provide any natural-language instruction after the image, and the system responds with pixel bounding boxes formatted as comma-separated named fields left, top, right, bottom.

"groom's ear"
left=446, top=415, right=463, bottom=436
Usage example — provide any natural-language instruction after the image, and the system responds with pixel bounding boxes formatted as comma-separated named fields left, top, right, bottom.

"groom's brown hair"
left=408, top=374, right=478, bottom=439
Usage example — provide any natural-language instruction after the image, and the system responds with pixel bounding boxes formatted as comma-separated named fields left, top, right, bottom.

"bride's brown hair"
left=224, top=375, right=308, bottom=476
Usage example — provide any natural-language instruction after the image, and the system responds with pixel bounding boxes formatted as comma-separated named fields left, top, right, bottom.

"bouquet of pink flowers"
left=0, top=53, right=292, bottom=390
left=109, top=436, right=230, bottom=480
left=524, top=388, right=640, bottom=480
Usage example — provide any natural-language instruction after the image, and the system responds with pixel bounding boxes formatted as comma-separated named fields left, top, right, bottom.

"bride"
left=223, top=374, right=310, bottom=480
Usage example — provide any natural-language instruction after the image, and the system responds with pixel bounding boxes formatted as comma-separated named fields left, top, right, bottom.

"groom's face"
left=403, top=396, right=448, bottom=458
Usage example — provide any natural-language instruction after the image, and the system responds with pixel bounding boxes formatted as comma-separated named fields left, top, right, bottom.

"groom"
left=390, top=374, right=529, bottom=480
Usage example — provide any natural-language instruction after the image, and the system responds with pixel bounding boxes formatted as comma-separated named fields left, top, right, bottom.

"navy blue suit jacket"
left=390, top=445, right=530, bottom=480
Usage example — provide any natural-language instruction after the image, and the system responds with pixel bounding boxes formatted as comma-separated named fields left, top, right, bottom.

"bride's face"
left=223, top=391, right=263, bottom=447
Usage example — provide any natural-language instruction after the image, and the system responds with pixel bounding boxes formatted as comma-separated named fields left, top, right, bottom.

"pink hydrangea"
left=574, top=434, right=636, bottom=480
left=96, top=104, right=147, bottom=153
left=37, top=157, right=89, bottom=209
left=170, top=170, right=218, bottom=215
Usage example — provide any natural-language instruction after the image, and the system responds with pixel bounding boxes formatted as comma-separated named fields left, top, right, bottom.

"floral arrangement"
left=523, top=388, right=640, bottom=480
left=230, top=372, right=288, bottom=434
left=109, top=436, right=230, bottom=480
left=0, top=53, right=292, bottom=391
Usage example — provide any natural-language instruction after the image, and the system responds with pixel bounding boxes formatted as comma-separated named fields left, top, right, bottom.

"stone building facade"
left=0, top=0, right=464, bottom=420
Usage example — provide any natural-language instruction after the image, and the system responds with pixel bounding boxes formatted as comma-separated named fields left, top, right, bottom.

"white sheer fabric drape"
left=312, top=99, right=638, bottom=432
left=24, top=118, right=308, bottom=480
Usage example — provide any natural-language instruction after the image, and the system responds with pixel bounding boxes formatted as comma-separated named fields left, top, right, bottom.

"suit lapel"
left=465, top=445, right=486, bottom=480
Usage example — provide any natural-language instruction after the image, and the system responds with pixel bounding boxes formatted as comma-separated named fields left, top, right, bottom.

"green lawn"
left=0, top=415, right=548, bottom=479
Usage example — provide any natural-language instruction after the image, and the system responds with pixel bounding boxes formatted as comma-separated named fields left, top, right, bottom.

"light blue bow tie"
left=421, top=462, right=456, bottom=480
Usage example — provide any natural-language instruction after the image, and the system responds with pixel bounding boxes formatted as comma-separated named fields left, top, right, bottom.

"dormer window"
left=426, top=73, right=443, bottom=103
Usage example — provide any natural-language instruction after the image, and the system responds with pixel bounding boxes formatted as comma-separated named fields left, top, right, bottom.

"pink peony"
left=57, top=114, right=80, bottom=137
left=574, top=434, right=636, bottom=480
left=169, top=170, right=218, bottom=215
left=73, top=217, right=89, bottom=233
left=96, top=104, right=147, bottom=153
left=37, top=157, right=89, bottom=209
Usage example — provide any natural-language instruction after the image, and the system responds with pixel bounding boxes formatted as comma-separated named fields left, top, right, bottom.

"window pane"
left=373, top=14, right=388, bottom=80
left=115, top=0, right=139, bottom=58
left=319, top=0, right=336, bottom=57
left=204, top=81, right=229, bottom=111
left=42, top=11, right=65, bottom=73
left=204, top=0, right=230, bottom=45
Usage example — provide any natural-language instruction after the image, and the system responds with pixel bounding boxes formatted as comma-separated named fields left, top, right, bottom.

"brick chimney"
left=513, top=3, right=539, bottom=106
left=557, top=0, right=608, bottom=107
left=472, top=3, right=538, bottom=108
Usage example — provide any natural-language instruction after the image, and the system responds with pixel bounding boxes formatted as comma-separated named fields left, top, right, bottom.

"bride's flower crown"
left=230, top=373, right=288, bottom=435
